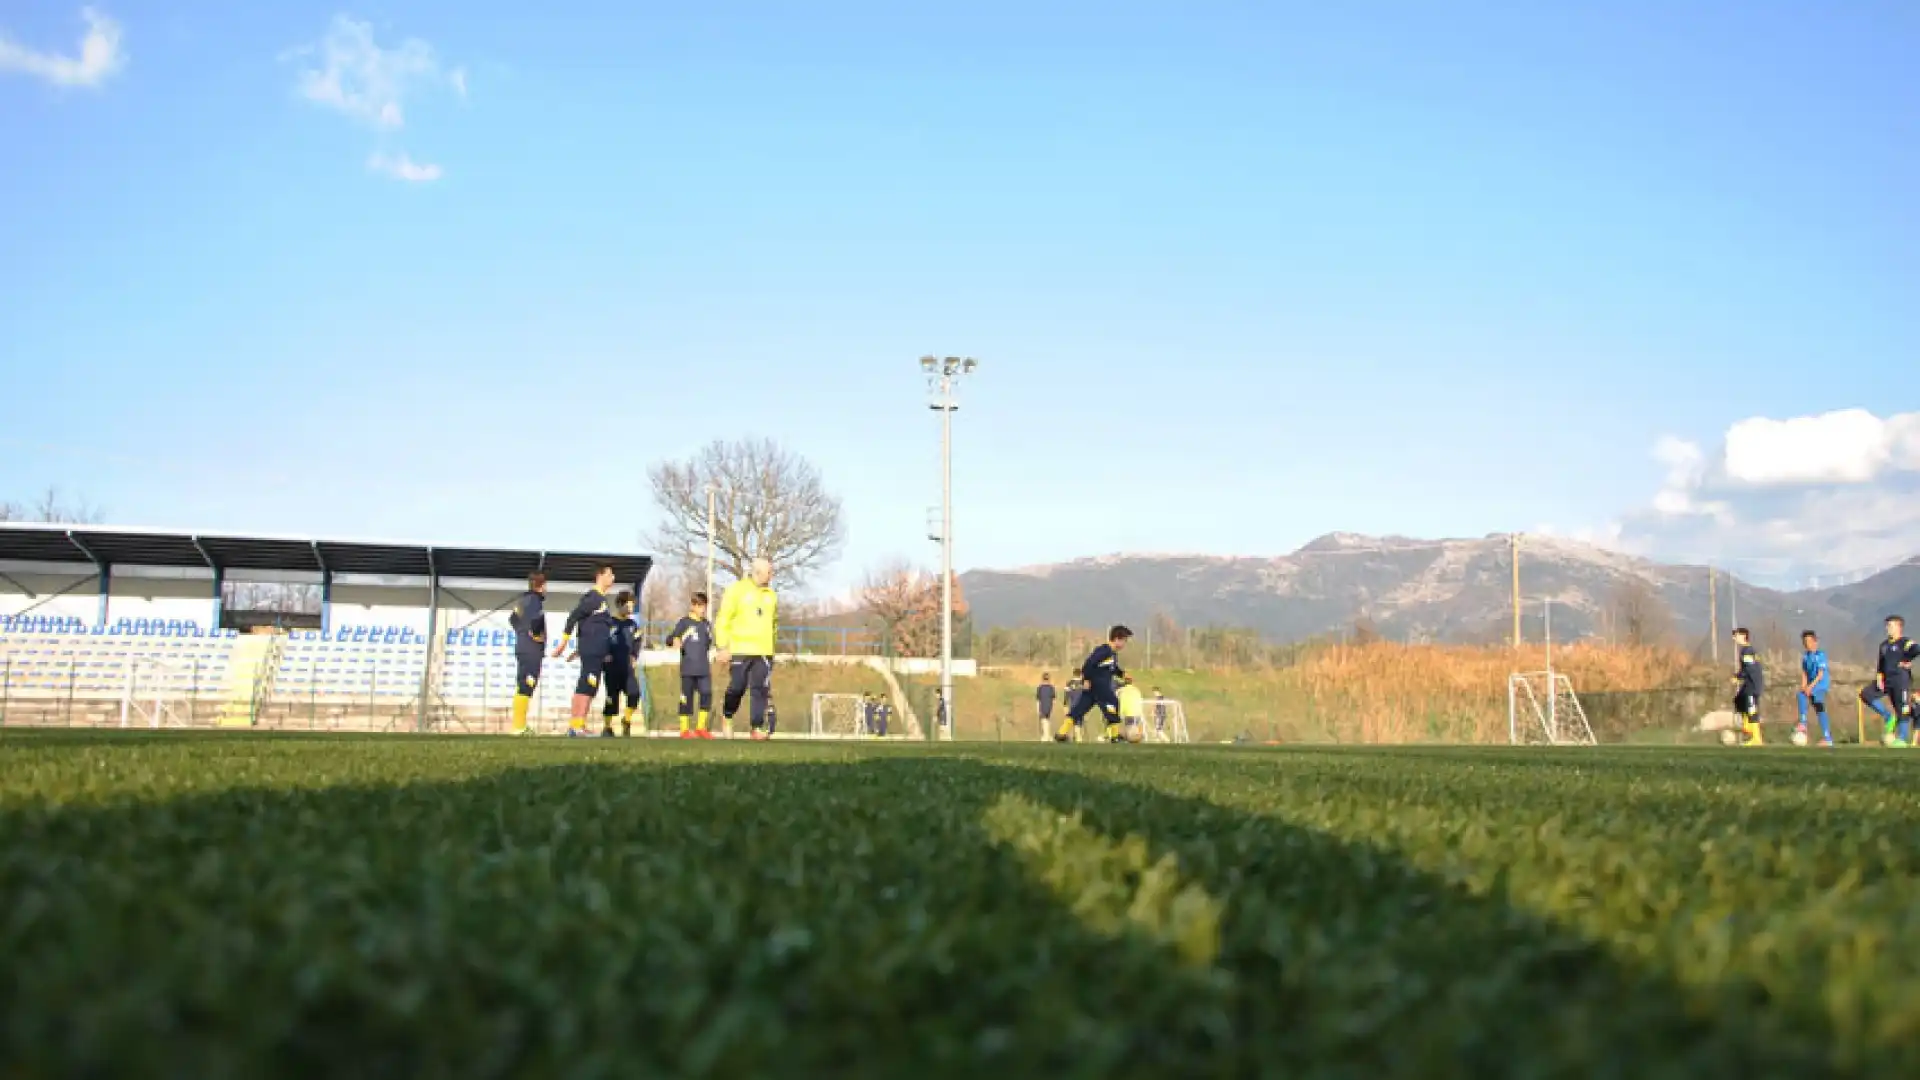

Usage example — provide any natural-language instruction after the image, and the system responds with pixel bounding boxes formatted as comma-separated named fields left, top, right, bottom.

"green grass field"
left=3, top=733, right=1917, bottom=1077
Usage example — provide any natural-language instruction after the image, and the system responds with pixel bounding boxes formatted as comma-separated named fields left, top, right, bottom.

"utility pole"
left=1544, top=598, right=1556, bottom=741
left=1510, top=533, right=1521, bottom=647
left=1708, top=566, right=1718, bottom=662
left=922, top=355, right=977, bottom=741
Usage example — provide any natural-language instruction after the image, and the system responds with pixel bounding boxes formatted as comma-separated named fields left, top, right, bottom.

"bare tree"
left=639, top=563, right=691, bottom=626
left=1609, top=577, right=1674, bottom=647
left=860, top=561, right=965, bottom=658
left=646, top=439, right=846, bottom=589
left=1, top=487, right=103, bottom=524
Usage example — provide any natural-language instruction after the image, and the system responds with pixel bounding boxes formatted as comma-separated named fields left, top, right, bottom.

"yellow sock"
left=1055, top=717, right=1075, bottom=739
left=570, top=716, right=586, bottom=732
left=623, top=707, right=636, bottom=727
left=511, top=694, right=530, bottom=733
left=697, top=709, right=710, bottom=732
left=679, top=712, right=690, bottom=732
left=1745, top=721, right=1762, bottom=743
left=1105, top=722, right=1121, bottom=741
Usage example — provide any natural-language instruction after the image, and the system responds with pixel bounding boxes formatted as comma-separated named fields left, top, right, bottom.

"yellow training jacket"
left=1117, top=683, right=1144, bottom=720
left=715, top=578, right=778, bottom=656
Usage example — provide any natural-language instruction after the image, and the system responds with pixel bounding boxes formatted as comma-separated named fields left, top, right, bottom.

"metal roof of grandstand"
left=0, top=523, right=650, bottom=584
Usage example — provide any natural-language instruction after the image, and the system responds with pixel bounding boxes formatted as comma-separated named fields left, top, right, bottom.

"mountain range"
left=959, top=534, right=1920, bottom=654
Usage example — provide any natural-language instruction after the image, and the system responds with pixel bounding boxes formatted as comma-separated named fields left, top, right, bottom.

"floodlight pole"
left=924, top=355, right=977, bottom=741
left=703, top=481, right=744, bottom=608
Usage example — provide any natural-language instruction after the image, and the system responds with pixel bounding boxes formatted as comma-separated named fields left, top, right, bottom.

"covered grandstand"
left=0, top=524, right=650, bottom=733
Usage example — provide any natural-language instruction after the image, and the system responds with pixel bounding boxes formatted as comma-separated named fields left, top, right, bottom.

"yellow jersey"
left=715, top=578, right=778, bottom=656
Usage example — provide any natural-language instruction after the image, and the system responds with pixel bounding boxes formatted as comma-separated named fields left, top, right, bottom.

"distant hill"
left=960, top=534, right=1913, bottom=655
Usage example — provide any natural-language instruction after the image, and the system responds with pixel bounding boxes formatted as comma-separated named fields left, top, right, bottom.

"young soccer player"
left=1035, top=673, right=1056, bottom=741
left=1729, top=627, right=1764, bottom=746
left=1056, top=625, right=1133, bottom=743
left=554, top=564, right=616, bottom=738
left=1796, top=630, right=1833, bottom=747
left=507, top=571, right=547, bottom=736
left=665, top=592, right=715, bottom=739
left=1859, top=615, right=1918, bottom=747
left=600, top=591, right=643, bottom=738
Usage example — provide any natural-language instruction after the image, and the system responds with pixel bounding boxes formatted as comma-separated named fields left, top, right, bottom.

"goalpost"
left=1138, top=698, right=1191, bottom=744
left=1506, top=598, right=1595, bottom=747
left=1507, top=672, right=1596, bottom=746
left=1041, top=698, right=1194, bottom=743
left=811, top=693, right=882, bottom=738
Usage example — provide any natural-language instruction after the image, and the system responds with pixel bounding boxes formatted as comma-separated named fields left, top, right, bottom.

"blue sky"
left=2, top=2, right=1916, bottom=594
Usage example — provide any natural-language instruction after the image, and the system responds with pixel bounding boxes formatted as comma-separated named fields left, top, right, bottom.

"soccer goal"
left=811, top=693, right=882, bottom=738
left=1137, top=699, right=1191, bottom=744
left=1507, top=671, right=1596, bottom=746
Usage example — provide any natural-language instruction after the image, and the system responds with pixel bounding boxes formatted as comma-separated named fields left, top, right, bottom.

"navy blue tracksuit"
left=565, top=589, right=613, bottom=696
left=1068, top=644, right=1125, bottom=726
left=508, top=589, right=546, bottom=695
left=602, top=616, right=643, bottom=719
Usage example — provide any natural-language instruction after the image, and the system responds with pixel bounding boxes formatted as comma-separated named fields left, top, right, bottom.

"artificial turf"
left=1, top=733, right=1917, bottom=1078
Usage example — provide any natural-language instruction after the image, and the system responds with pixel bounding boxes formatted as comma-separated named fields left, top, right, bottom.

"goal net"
left=1507, top=671, right=1596, bottom=746
left=1137, top=698, right=1190, bottom=743
left=811, top=693, right=887, bottom=738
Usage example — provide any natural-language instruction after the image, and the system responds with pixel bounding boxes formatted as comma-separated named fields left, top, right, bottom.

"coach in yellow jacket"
left=716, top=556, right=779, bottom=740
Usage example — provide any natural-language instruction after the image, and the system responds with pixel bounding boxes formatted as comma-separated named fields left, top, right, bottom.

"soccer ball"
left=1719, top=728, right=1740, bottom=747
left=1790, top=729, right=1808, bottom=747
left=1125, top=724, right=1145, bottom=744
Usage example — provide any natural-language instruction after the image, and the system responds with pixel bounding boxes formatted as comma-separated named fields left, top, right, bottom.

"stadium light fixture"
left=921, top=355, right=978, bottom=741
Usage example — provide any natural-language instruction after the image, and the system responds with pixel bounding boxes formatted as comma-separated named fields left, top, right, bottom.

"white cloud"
left=289, top=16, right=463, bottom=130
left=367, top=152, right=443, bottom=183
left=1723, top=409, right=1920, bottom=485
left=0, top=7, right=125, bottom=88
left=1612, top=409, right=1920, bottom=585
